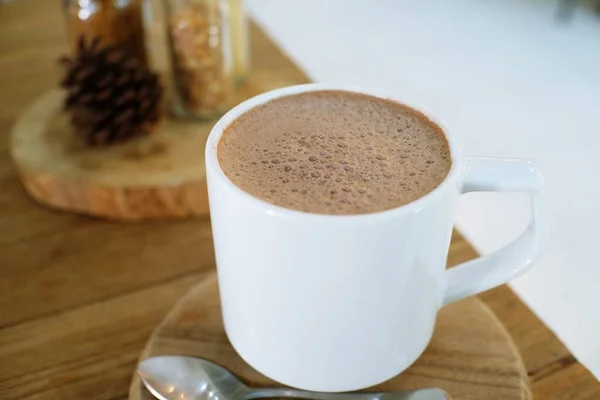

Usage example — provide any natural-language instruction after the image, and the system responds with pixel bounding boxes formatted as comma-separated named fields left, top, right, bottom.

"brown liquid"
left=218, top=90, right=451, bottom=215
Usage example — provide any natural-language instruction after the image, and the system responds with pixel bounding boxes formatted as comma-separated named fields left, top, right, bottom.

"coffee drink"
left=217, top=90, right=451, bottom=215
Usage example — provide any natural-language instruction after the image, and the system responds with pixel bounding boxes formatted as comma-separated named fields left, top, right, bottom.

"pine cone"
left=60, top=37, right=163, bottom=146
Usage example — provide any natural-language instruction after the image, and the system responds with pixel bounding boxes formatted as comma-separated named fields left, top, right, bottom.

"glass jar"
left=165, top=0, right=234, bottom=119
left=64, top=0, right=147, bottom=64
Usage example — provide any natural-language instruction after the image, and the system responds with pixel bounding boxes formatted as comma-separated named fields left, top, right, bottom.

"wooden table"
left=0, top=1, right=598, bottom=399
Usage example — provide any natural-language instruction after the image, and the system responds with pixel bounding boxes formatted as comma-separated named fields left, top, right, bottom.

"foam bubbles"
left=217, top=90, right=451, bottom=215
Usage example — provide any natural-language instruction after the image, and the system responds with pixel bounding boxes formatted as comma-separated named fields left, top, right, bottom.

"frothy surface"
left=218, top=90, right=451, bottom=215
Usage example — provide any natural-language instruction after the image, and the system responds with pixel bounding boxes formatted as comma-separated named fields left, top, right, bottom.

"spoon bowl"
left=138, top=356, right=449, bottom=400
left=140, top=356, right=251, bottom=400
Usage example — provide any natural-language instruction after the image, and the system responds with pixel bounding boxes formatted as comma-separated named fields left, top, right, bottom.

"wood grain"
left=128, top=274, right=530, bottom=400
left=0, top=1, right=598, bottom=400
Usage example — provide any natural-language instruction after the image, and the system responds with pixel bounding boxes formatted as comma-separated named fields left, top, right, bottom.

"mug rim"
left=205, top=83, right=463, bottom=221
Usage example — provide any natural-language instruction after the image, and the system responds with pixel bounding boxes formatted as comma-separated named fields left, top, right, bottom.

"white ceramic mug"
left=205, top=84, right=547, bottom=392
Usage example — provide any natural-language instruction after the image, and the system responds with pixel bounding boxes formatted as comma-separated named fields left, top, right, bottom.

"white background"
left=247, top=0, right=600, bottom=379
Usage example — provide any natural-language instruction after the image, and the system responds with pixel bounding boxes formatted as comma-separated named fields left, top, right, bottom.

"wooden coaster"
left=10, top=73, right=297, bottom=221
left=128, top=274, right=531, bottom=400
left=10, top=90, right=208, bottom=220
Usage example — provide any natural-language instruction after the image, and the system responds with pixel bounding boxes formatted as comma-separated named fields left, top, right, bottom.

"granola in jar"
left=167, top=0, right=234, bottom=119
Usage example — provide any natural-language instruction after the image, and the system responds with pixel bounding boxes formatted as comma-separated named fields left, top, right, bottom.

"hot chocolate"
left=217, top=90, right=451, bottom=215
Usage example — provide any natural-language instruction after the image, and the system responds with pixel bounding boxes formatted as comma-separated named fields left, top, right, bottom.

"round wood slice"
left=10, top=90, right=210, bottom=220
left=10, top=76, right=297, bottom=221
left=128, top=274, right=531, bottom=400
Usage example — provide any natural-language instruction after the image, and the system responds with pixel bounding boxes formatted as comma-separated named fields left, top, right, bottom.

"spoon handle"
left=245, top=388, right=449, bottom=400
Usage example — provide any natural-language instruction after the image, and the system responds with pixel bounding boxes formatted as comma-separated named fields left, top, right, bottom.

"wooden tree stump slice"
left=10, top=73, right=298, bottom=221
left=129, top=274, right=531, bottom=400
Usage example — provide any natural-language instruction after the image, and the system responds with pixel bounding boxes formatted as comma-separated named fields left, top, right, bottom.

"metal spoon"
left=139, top=356, right=449, bottom=400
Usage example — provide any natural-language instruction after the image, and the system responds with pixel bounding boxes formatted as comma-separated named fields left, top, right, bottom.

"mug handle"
left=442, top=157, right=548, bottom=306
